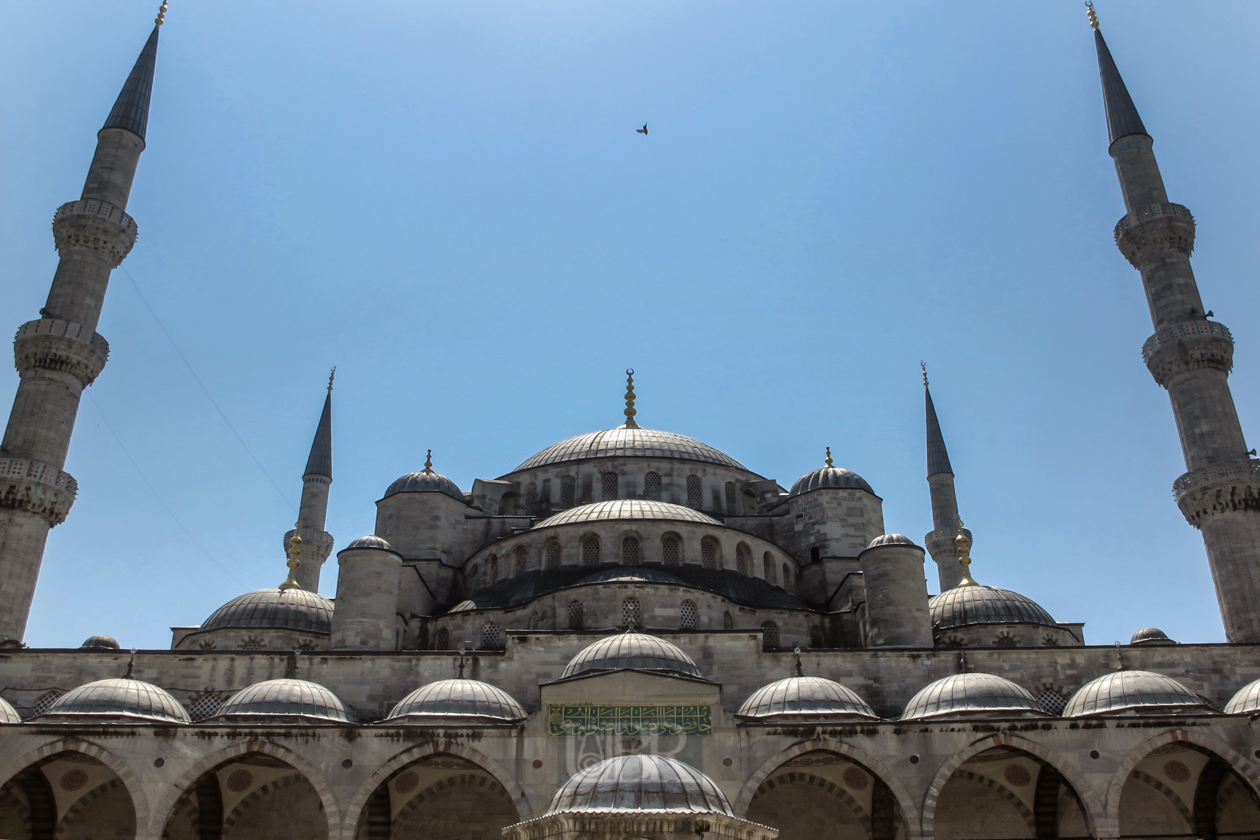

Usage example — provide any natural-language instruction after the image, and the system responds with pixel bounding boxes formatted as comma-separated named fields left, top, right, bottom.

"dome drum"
left=933, top=622, right=1082, bottom=651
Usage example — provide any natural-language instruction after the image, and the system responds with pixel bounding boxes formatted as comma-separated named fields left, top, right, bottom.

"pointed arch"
left=0, top=738, right=149, bottom=834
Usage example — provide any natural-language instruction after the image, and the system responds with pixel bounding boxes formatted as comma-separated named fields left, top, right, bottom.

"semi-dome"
left=546, top=754, right=733, bottom=816
left=345, top=535, right=394, bottom=551
left=38, top=678, right=190, bottom=724
left=562, top=631, right=702, bottom=679
left=901, top=673, right=1044, bottom=720
left=737, top=676, right=878, bottom=721
left=1130, top=627, right=1176, bottom=645
left=384, top=469, right=464, bottom=501
left=789, top=466, right=874, bottom=496
left=1064, top=670, right=1210, bottom=717
left=200, top=588, right=333, bottom=635
left=535, top=500, right=720, bottom=530
left=0, top=697, right=21, bottom=724
left=867, top=534, right=917, bottom=548
left=578, top=567, right=687, bottom=586
left=214, top=679, right=354, bottom=723
left=514, top=426, right=748, bottom=473
left=1224, top=678, right=1260, bottom=715
left=930, top=586, right=1057, bottom=630
left=80, top=634, right=120, bottom=650
left=385, top=679, right=526, bottom=723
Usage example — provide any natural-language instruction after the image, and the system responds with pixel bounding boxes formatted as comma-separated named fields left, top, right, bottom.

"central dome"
left=547, top=754, right=733, bottom=816
left=562, top=631, right=702, bottom=679
left=535, top=500, right=720, bottom=529
left=512, top=426, right=748, bottom=472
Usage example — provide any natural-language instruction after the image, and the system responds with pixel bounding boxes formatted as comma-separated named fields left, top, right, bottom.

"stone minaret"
left=921, top=368, right=971, bottom=591
left=283, top=374, right=336, bottom=592
left=0, top=11, right=166, bottom=643
left=1091, top=10, right=1260, bottom=642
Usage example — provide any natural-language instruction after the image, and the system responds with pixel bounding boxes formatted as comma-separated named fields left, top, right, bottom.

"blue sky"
left=1, top=1, right=1257, bottom=649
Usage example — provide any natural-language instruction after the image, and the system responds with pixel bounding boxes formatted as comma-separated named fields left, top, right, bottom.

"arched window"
left=581, top=535, right=601, bottom=567
left=622, top=535, right=641, bottom=564
left=701, top=537, right=720, bottom=570
left=567, top=600, right=584, bottom=631
left=810, top=625, right=825, bottom=648
left=686, top=475, right=702, bottom=509
left=644, top=471, right=662, bottom=501
left=435, top=628, right=450, bottom=650
left=488, top=554, right=499, bottom=581
left=560, top=475, right=576, bottom=508
left=601, top=472, right=619, bottom=501
left=809, top=546, right=821, bottom=564
left=480, top=622, right=504, bottom=650
left=680, top=600, right=698, bottom=630
left=725, top=481, right=737, bottom=515
left=513, top=545, right=527, bottom=576
left=761, top=621, right=779, bottom=651
left=763, top=552, right=777, bottom=584
left=544, top=539, right=562, bottom=570
left=622, top=597, right=642, bottom=630
left=782, top=563, right=792, bottom=588
left=722, top=611, right=734, bottom=630
left=240, top=636, right=265, bottom=651
left=525, top=481, right=538, bottom=514
left=736, top=543, right=751, bottom=576
left=662, top=534, right=681, bottom=566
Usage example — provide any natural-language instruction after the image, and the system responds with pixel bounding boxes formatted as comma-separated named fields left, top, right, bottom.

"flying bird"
left=636, top=124, right=648, bottom=135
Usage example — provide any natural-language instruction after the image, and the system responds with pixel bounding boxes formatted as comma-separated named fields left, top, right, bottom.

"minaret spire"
left=1092, top=15, right=1260, bottom=642
left=921, top=365, right=970, bottom=591
left=0, top=11, right=167, bottom=643
left=284, top=375, right=336, bottom=592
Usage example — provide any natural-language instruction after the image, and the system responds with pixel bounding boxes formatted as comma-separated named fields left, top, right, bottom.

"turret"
left=921, top=367, right=971, bottom=591
left=283, top=372, right=336, bottom=591
left=859, top=534, right=932, bottom=648
left=1090, top=6, right=1260, bottom=642
left=0, top=5, right=167, bottom=643
left=330, top=536, right=403, bottom=650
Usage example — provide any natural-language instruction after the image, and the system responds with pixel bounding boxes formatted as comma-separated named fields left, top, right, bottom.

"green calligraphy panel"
left=547, top=704, right=712, bottom=736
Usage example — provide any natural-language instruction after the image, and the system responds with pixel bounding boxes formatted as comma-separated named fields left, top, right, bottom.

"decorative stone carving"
left=13, top=319, right=109, bottom=387
left=1141, top=320, right=1233, bottom=387
left=51, top=199, right=138, bottom=267
left=1174, top=458, right=1260, bottom=528
left=1114, top=202, right=1195, bottom=268
left=0, top=457, right=77, bottom=526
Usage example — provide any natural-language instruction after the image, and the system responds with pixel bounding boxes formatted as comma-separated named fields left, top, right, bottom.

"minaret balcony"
left=52, top=199, right=138, bottom=267
left=1114, top=202, right=1195, bottom=267
left=0, top=458, right=77, bottom=526
left=1141, top=320, right=1233, bottom=387
left=1174, top=458, right=1260, bottom=529
left=13, top=319, right=110, bottom=388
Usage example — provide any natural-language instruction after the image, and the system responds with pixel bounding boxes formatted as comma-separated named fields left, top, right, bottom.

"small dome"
left=737, top=676, right=878, bottom=721
left=201, top=588, right=333, bottom=635
left=39, top=678, right=190, bottom=724
left=1224, top=679, right=1260, bottom=715
left=384, top=469, right=464, bottom=502
left=535, top=500, right=720, bottom=530
left=215, top=679, right=354, bottom=723
left=930, top=586, right=1057, bottom=630
left=789, top=466, right=874, bottom=497
left=345, top=535, right=394, bottom=552
left=386, top=679, right=526, bottom=723
left=902, top=673, right=1044, bottom=720
left=546, top=754, right=733, bottom=816
left=578, top=567, right=687, bottom=586
left=563, top=632, right=701, bottom=679
left=80, top=635, right=120, bottom=650
left=514, top=427, right=748, bottom=473
left=0, top=697, right=21, bottom=724
left=1064, top=670, right=1210, bottom=717
left=867, top=534, right=917, bottom=549
left=1130, top=627, right=1176, bottom=646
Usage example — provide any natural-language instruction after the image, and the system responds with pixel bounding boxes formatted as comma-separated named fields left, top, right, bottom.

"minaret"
left=0, top=5, right=167, bottom=643
left=921, top=366, right=971, bottom=591
left=1090, top=7, right=1260, bottom=642
left=283, top=372, right=336, bottom=592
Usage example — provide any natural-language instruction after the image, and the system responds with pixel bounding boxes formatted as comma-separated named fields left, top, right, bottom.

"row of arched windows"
left=439, top=610, right=788, bottom=650
left=514, top=472, right=739, bottom=513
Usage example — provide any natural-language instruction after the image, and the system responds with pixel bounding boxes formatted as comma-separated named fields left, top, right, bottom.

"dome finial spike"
left=279, top=524, right=303, bottom=590
left=824, top=447, right=833, bottom=468
left=155, top=0, right=169, bottom=25
left=921, top=361, right=929, bottom=387
left=793, top=646, right=803, bottom=677
left=1114, top=640, right=1128, bottom=671
left=1085, top=1, right=1099, bottom=30
left=423, top=449, right=433, bottom=474
left=125, top=648, right=137, bottom=679
left=955, top=518, right=979, bottom=587
left=622, top=368, right=640, bottom=429
left=327, top=366, right=335, bottom=393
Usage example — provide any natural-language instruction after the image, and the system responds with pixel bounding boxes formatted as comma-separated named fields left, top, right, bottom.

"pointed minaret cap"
left=923, top=364, right=954, bottom=477
left=102, top=3, right=167, bottom=141
left=1088, top=4, right=1149, bottom=146
left=304, top=369, right=334, bottom=480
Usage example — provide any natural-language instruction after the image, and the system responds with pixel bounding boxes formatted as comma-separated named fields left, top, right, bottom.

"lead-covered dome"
left=930, top=586, right=1057, bottom=630
left=1130, top=627, right=1176, bottom=646
left=384, top=469, right=464, bottom=501
left=0, top=698, right=21, bottom=724
left=1224, top=678, right=1260, bottom=715
left=514, top=426, right=747, bottom=472
left=547, top=754, right=733, bottom=816
left=1064, top=670, right=1210, bottom=717
left=737, top=676, right=878, bottom=721
left=535, top=500, right=720, bottom=529
left=38, top=678, right=190, bottom=724
left=345, top=535, right=394, bottom=551
left=562, top=632, right=702, bottom=679
left=790, top=466, right=874, bottom=496
left=867, top=534, right=917, bottom=548
left=902, top=673, right=1044, bottom=720
left=385, top=679, right=526, bottom=723
left=214, top=679, right=355, bottom=723
left=201, top=588, right=333, bottom=635
left=80, top=635, right=120, bottom=650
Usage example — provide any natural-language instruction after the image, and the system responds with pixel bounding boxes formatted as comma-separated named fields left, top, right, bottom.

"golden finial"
left=955, top=518, right=978, bottom=587
left=622, top=369, right=640, bottom=429
left=921, top=361, right=929, bottom=388
left=1086, top=2, right=1099, bottom=30
left=279, top=526, right=303, bottom=590
left=155, top=0, right=169, bottom=26
left=423, top=449, right=434, bottom=474
left=327, top=367, right=336, bottom=393
left=824, top=447, right=833, bottom=468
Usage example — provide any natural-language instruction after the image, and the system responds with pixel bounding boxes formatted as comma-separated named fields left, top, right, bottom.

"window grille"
left=701, top=538, right=719, bottom=570
left=435, top=628, right=450, bottom=649
left=680, top=600, right=698, bottom=630
left=30, top=690, right=63, bottom=718
left=725, top=482, right=737, bottom=515
left=567, top=601, right=584, bottom=631
left=764, top=553, right=777, bottom=584
left=662, top=535, right=681, bottom=566
left=686, top=475, right=702, bottom=509
left=480, top=622, right=504, bottom=650
left=581, top=536, right=601, bottom=567
left=761, top=621, right=780, bottom=651
left=240, top=637, right=265, bottom=651
left=601, top=472, right=619, bottom=501
left=186, top=691, right=226, bottom=722
left=1035, top=687, right=1068, bottom=716
left=622, top=535, right=641, bottom=565
left=736, top=543, right=751, bottom=576
left=488, top=555, right=498, bottom=582
left=722, top=611, right=734, bottom=630
left=644, top=472, right=661, bottom=501
left=514, top=545, right=527, bottom=576
left=560, top=476, right=576, bottom=508
left=810, top=625, right=826, bottom=648
left=545, top=540, right=562, bottom=570
left=994, top=632, right=1018, bottom=648
left=524, top=482, right=538, bottom=514
left=622, top=597, right=642, bottom=630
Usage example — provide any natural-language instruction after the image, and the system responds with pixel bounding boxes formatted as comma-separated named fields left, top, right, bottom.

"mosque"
left=0, top=4, right=1257, bottom=839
